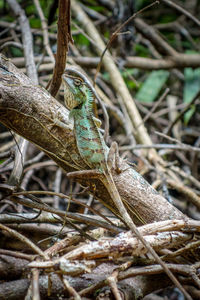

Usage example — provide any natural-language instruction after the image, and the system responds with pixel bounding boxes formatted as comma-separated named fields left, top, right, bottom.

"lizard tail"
left=102, top=173, right=190, bottom=299
left=102, top=172, right=145, bottom=224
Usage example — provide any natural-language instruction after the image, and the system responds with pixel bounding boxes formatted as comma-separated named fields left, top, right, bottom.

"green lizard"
left=61, top=67, right=191, bottom=299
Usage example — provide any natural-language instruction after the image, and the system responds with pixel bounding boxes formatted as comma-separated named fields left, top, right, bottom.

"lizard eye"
left=74, top=78, right=81, bottom=86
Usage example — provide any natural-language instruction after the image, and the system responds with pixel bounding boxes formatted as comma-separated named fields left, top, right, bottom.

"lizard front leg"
left=107, top=141, right=122, bottom=174
left=108, top=142, right=136, bottom=175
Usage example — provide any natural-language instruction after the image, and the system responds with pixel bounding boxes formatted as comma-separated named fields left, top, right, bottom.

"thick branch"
left=0, top=54, right=187, bottom=224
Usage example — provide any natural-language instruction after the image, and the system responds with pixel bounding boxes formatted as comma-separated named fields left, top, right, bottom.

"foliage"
left=136, top=70, right=169, bottom=102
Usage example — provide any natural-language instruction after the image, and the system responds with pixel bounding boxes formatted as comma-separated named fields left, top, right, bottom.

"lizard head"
left=62, top=68, right=91, bottom=110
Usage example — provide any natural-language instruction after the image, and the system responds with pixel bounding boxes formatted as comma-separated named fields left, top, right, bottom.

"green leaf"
left=10, top=47, right=23, bottom=57
left=183, top=68, right=200, bottom=124
left=30, top=18, right=41, bottom=29
left=73, top=34, right=90, bottom=47
left=136, top=70, right=169, bottom=103
left=122, top=69, right=139, bottom=90
left=134, top=43, right=149, bottom=57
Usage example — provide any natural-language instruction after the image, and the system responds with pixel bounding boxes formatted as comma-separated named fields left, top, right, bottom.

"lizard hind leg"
left=67, top=169, right=102, bottom=180
left=67, top=169, right=104, bottom=205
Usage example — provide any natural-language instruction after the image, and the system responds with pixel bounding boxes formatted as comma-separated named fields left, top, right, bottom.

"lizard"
left=61, top=67, right=191, bottom=299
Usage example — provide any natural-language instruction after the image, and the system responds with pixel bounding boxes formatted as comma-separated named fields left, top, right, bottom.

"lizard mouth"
left=73, top=103, right=83, bottom=110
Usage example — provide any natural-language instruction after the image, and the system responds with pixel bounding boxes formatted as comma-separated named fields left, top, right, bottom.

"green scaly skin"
left=61, top=68, right=188, bottom=295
